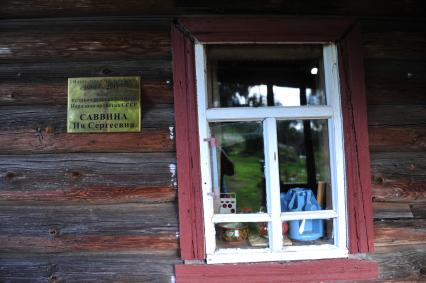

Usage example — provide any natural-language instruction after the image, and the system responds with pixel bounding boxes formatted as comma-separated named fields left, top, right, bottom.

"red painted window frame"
left=172, top=17, right=376, bottom=282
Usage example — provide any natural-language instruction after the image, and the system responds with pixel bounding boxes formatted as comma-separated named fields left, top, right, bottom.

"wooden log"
left=0, top=203, right=178, bottom=236
left=176, top=0, right=424, bottom=17
left=0, top=186, right=176, bottom=204
left=372, top=181, right=426, bottom=203
left=367, top=105, right=426, bottom=126
left=0, top=153, right=177, bottom=190
left=1, top=0, right=424, bottom=18
left=367, top=244, right=426, bottom=281
left=411, top=203, right=426, bottom=219
left=0, top=20, right=171, bottom=63
left=0, top=60, right=171, bottom=81
left=369, top=125, right=426, bottom=152
left=0, top=1, right=175, bottom=18
left=0, top=81, right=173, bottom=105
left=374, top=219, right=426, bottom=247
left=361, top=19, right=426, bottom=60
left=0, top=252, right=179, bottom=282
left=0, top=104, right=175, bottom=131
left=0, top=234, right=178, bottom=253
left=0, top=128, right=175, bottom=154
left=373, top=202, right=414, bottom=219
left=370, top=152, right=426, bottom=182
left=365, top=59, right=426, bottom=105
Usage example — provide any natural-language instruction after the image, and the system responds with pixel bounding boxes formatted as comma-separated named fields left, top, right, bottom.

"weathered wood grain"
left=176, top=0, right=425, bottom=17
left=367, top=105, right=426, bottom=126
left=0, top=252, right=179, bottom=283
left=365, top=60, right=426, bottom=105
left=1, top=0, right=425, bottom=19
left=0, top=203, right=177, bottom=236
left=0, top=60, right=171, bottom=81
left=0, top=105, right=174, bottom=131
left=0, top=81, right=173, bottom=105
left=411, top=203, right=426, bottom=219
left=372, top=181, right=426, bottom=203
left=374, top=219, right=426, bottom=247
left=362, top=19, right=426, bottom=60
left=0, top=0, right=175, bottom=18
left=0, top=20, right=171, bottom=63
left=366, top=244, right=426, bottom=281
left=370, top=152, right=426, bottom=182
left=373, top=202, right=414, bottom=219
left=0, top=128, right=175, bottom=154
left=0, top=186, right=176, bottom=204
left=0, top=153, right=176, bottom=190
left=0, top=234, right=178, bottom=253
left=368, top=126, right=426, bottom=152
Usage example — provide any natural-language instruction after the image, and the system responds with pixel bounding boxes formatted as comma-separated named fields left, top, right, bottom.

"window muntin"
left=196, top=43, right=347, bottom=264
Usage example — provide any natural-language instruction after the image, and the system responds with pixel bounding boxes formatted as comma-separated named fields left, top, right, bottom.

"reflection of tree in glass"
left=211, top=122, right=264, bottom=212
left=219, top=83, right=264, bottom=107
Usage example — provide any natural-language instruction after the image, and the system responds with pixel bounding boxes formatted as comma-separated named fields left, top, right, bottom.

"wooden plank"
left=411, top=203, right=426, bottom=219
left=368, top=125, right=426, bottom=152
left=0, top=128, right=175, bottom=154
left=0, top=186, right=176, bottom=204
left=171, top=25, right=205, bottom=260
left=0, top=60, right=171, bottom=81
left=373, top=202, right=414, bottom=219
left=0, top=153, right=176, bottom=190
left=0, top=1, right=175, bottom=18
left=368, top=244, right=426, bottom=281
left=0, top=252, right=179, bottom=282
left=374, top=219, right=426, bottom=247
left=180, top=17, right=353, bottom=43
left=372, top=181, right=426, bottom=203
left=365, top=59, right=426, bottom=105
left=338, top=23, right=374, bottom=253
left=371, top=152, right=426, bottom=182
left=361, top=19, right=426, bottom=60
left=0, top=234, right=178, bottom=253
left=176, top=259, right=378, bottom=283
left=0, top=81, right=173, bottom=106
left=0, top=105, right=174, bottom=131
left=177, top=0, right=424, bottom=17
left=0, top=203, right=178, bottom=237
left=368, top=105, right=426, bottom=126
left=0, top=25, right=170, bottom=63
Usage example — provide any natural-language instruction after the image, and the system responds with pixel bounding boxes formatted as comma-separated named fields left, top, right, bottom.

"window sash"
left=195, top=43, right=348, bottom=263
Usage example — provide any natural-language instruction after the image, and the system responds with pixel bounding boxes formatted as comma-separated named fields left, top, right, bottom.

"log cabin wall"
left=0, top=1, right=424, bottom=282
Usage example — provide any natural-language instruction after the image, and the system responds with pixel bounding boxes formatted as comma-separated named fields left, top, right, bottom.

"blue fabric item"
left=283, top=188, right=324, bottom=241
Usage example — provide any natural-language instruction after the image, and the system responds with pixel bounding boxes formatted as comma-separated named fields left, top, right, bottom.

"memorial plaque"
left=67, top=76, right=141, bottom=133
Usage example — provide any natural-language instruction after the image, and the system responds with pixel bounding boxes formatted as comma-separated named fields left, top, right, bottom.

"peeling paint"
left=169, top=163, right=177, bottom=188
left=169, top=126, right=175, bottom=140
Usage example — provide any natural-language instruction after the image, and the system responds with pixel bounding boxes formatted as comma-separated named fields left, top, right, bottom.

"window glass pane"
left=283, top=219, right=334, bottom=246
left=215, top=222, right=269, bottom=250
left=206, top=44, right=326, bottom=108
left=210, top=122, right=266, bottom=214
left=277, top=119, right=332, bottom=210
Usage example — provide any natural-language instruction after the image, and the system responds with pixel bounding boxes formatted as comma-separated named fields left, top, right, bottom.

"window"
left=172, top=17, right=376, bottom=281
left=197, top=43, right=347, bottom=263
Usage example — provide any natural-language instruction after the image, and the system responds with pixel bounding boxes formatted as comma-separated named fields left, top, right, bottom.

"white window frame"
left=195, top=43, right=348, bottom=264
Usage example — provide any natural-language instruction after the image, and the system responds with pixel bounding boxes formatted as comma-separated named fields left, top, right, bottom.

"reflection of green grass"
left=224, top=155, right=263, bottom=212
left=280, top=157, right=307, bottom=184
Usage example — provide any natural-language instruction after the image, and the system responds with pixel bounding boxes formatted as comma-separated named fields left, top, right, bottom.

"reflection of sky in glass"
left=242, top=84, right=301, bottom=106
